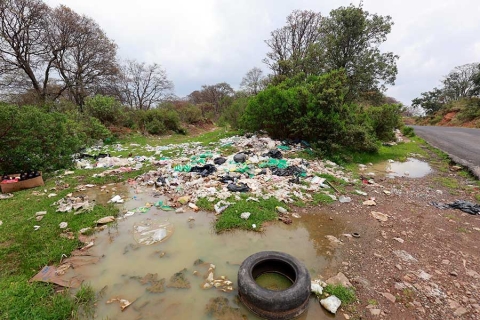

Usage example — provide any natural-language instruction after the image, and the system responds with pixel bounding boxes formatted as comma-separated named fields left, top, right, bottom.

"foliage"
left=240, top=70, right=401, bottom=155
left=141, top=108, right=182, bottom=134
left=316, top=3, right=398, bottom=99
left=220, top=97, right=250, bottom=129
left=65, top=110, right=112, bottom=145
left=401, top=126, right=415, bottom=137
left=188, top=82, right=234, bottom=115
left=83, top=94, right=124, bottom=126
left=324, top=284, right=357, bottom=304
left=176, top=103, right=203, bottom=124
left=0, top=105, right=84, bottom=173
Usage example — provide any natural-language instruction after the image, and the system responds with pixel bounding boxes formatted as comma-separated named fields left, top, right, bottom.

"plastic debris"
left=252, top=224, right=256, bottom=229
left=154, top=200, right=174, bottom=211
left=34, top=225, right=40, bottom=230
left=339, top=196, right=352, bottom=203
left=276, top=206, right=288, bottom=214
left=0, top=193, right=13, bottom=200
left=233, top=153, right=248, bottom=163
left=214, top=200, right=231, bottom=215
left=240, top=212, right=251, bottom=220
left=134, top=220, right=174, bottom=245
left=363, top=199, right=376, bottom=206
left=188, top=203, right=199, bottom=211
left=355, top=190, right=367, bottom=196
left=59, top=222, right=68, bottom=229
left=227, top=182, right=250, bottom=193
left=190, top=164, right=217, bottom=177
left=311, top=280, right=324, bottom=295
left=106, top=297, right=135, bottom=311
left=431, top=200, right=480, bottom=215
left=108, top=195, right=124, bottom=203
left=213, top=157, right=227, bottom=165
left=0, top=220, right=2, bottom=226
left=320, top=296, right=342, bottom=314
left=263, top=149, right=282, bottom=159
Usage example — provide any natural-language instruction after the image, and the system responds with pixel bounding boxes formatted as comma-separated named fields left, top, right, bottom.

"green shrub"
left=179, top=104, right=203, bottom=124
left=65, top=111, right=112, bottom=145
left=240, top=70, right=400, bottom=154
left=220, top=97, right=249, bottom=129
left=456, top=98, right=480, bottom=122
left=142, top=108, right=182, bottom=134
left=84, top=95, right=124, bottom=126
left=0, top=105, right=83, bottom=173
left=401, top=126, right=415, bottom=137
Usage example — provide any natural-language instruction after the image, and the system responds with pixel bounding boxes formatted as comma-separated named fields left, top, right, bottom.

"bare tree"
left=188, top=82, right=234, bottom=114
left=120, top=60, right=174, bottom=110
left=0, top=0, right=56, bottom=102
left=442, top=63, right=480, bottom=101
left=263, top=10, right=322, bottom=76
left=51, top=6, right=119, bottom=108
left=240, top=67, right=265, bottom=95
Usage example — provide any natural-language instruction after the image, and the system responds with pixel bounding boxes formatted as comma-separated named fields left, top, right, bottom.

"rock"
left=450, top=271, right=458, bottom=277
left=371, top=211, right=388, bottom=222
left=326, top=272, right=352, bottom=287
left=326, top=235, right=343, bottom=246
left=448, top=299, right=461, bottom=309
left=343, top=314, right=350, bottom=319
left=393, top=250, right=418, bottom=263
left=453, top=307, right=468, bottom=317
left=393, top=237, right=405, bottom=243
left=369, top=309, right=381, bottom=316
left=175, top=208, right=185, bottom=214
left=363, top=199, right=376, bottom=206
left=416, top=270, right=432, bottom=281
left=466, top=269, right=480, bottom=279
left=383, top=190, right=391, bottom=195
left=382, top=292, right=396, bottom=303
left=320, top=296, right=342, bottom=314
left=96, top=216, right=115, bottom=224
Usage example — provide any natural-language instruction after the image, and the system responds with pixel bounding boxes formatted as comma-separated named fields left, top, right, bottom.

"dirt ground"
left=311, top=146, right=480, bottom=319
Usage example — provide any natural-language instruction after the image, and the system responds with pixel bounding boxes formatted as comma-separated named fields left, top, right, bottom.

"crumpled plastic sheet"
left=431, top=200, right=480, bottom=215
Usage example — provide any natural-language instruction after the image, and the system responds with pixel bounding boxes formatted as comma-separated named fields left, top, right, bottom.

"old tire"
left=237, top=251, right=311, bottom=320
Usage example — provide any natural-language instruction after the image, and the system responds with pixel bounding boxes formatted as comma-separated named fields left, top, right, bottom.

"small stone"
left=395, top=264, right=403, bottom=270
left=343, top=314, right=350, bottom=319
left=96, top=216, right=115, bottom=224
left=371, top=211, right=388, bottom=222
left=442, top=259, right=450, bottom=265
left=448, top=299, right=461, bottom=309
left=393, top=237, right=405, bottom=243
left=326, top=272, right=352, bottom=287
left=383, top=190, right=391, bottom=195
left=355, top=190, right=367, bottom=196
left=453, top=307, right=468, bottom=317
left=450, top=271, right=458, bottom=277
left=363, top=199, right=377, bottom=206
left=320, top=296, right=342, bottom=314
left=416, top=270, right=432, bottom=281
left=382, top=292, right=396, bottom=303
left=369, top=309, right=381, bottom=316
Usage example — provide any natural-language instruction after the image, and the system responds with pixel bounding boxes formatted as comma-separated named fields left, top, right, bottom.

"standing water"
left=74, top=185, right=345, bottom=319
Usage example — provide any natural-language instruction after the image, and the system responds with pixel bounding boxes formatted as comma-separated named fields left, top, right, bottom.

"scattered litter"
left=134, top=220, right=174, bottom=245
left=124, top=211, right=135, bottom=217
left=178, top=195, right=191, bottom=205
left=252, top=224, right=256, bottom=229
left=320, top=295, right=342, bottom=314
left=59, top=222, right=68, bottom=229
left=214, top=200, right=231, bottom=215
left=214, top=157, right=226, bottom=165
left=35, top=211, right=47, bottom=217
left=108, top=195, right=124, bottom=204
left=79, top=227, right=91, bottom=234
left=0, top=220, right=2, bottom=226
left=30, top=265, right=82, bottom=288
left=96, top=216, right=115, bottom=224
left=175, top=208, right=185, bottom=214
left=188, top=203, right=199, bottom=211
left=292, top=213, right=301, bottom=219
left=227, top=182, right=250, bottom=193
left=154, top=200, right=174, bottom=211
left=240, top=212, right=251, bottom=220
left=0, top=193, right=13, bottom=200
left=246, top=197, right=259, bottom=202
left=278, top=216, right=292, bottom=224
left=275, top=206, right=288, bottom=214
left=34, top=225, right=40, bottom=231
left=383, top=190, right=391, bottom=195
left=106, top=297, right=135, bottom=311
left=55, top=195, right=94, bottom=214
left=355, top=190, right=367, bottom=196
left=311, top=279, right=324, bottom=295
left=371, top=211, right=388, bottom=222
left=431, top=200, right=480, bottom=215
left=339, top=196, right=352, bottom=203
left=233, top=153, right=247, bottom=163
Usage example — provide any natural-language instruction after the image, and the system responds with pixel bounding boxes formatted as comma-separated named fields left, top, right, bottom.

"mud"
left=75, top=184, right=345, bottom=319
left=371, top=158, right=432, bottom=178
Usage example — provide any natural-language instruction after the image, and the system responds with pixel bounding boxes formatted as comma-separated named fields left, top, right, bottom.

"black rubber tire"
left=237, top=251, right=311, bottom=320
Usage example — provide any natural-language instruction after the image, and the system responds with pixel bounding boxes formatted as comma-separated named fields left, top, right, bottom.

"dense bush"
left=178, top=104, right=203, bottom=124
left=65, top=110, right=112, bottom=145
left=141, top=108, right=182, bottom=134
left=220, top=97, right=249, bottom=129
left=84, top=95, right=125, bottom=126
left=0, top=105, right=82, bottom=173
left=240, top=70, right=401, bottom=154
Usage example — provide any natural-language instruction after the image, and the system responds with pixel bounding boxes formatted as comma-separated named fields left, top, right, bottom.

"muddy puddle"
left=75, top=185, right=345, bottom=319
left=371, top=158, right=432, bottom=178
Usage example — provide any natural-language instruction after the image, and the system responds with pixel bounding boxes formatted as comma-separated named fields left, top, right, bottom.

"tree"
left=411, top=88, right=445, bottom=115
left=0, top=0, right=55, bottom=102
left=187, top=82, right=234, bottom=114
left=442, top=63, right=480, bottom=101
left=263, top=10, right=322, bottom=77
left=316, top=3, right=398, bottom=99
left=240, top=67, right=265, bottom=95
left=120, top=60, right=174, bottom=110
left=51, top=6, right=119, bottom=108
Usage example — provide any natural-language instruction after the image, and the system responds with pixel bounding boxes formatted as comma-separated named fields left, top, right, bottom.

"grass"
left=344, top=137, right=427, bottom=172
left=312, top=193, right=336, bottom=205
left=434, top=176, right=460, bottom=190
left=368, top=299, right=378, bottom=306
left=323, top=284, right=357, bottom=304
left=207, top=194, right=284, bottom=232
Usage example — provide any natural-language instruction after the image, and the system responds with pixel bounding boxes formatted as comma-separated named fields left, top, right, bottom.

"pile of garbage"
left=131, top=135, right=354, bottom=207
left=72, top=135, right=355, bottom=211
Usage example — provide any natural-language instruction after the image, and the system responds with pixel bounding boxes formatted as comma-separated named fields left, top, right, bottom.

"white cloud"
left=44, top=0, right=480, bottom=104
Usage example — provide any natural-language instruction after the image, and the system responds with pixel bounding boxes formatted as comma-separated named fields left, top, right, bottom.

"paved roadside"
left=411, top=125, right=480, bottom=178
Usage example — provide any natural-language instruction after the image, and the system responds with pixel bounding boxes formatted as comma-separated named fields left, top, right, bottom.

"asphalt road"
left=411, top=125, right=480, bottom=178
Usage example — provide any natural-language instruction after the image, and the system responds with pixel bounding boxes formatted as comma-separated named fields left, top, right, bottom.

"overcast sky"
left=44, top=0, right=480, bottom=105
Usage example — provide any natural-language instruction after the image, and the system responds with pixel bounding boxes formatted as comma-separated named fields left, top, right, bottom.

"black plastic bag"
left=227, top=182, right=250, bottom=192
left=233, top=153, right=247, bottom=163
left=190, top=164, right=217, bottom=177
left=214, top=157, right=227, bottom=165
left=263, top=149, right=282, bottom=159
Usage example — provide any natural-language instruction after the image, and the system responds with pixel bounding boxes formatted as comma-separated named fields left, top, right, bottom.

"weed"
left=434, top=177, right=460, bottom=190
left=445, top=214, right=457, bottom=221
left=214, top=194, right=283, bottom=232
left=396, top=288, right=415, bottom=304
left=196, top=197, right=215, bottom=211
left=312, top=193, right=335, bottom=205
left=323, top=284, right=356, bottom=304
left=458, top=227, right=468, bottom=234
left=475, top=194, right=480, bottom=202
left=368, top=299, right=378, bottom=305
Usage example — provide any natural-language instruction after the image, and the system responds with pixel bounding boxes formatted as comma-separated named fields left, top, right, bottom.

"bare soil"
left=306, top=146, right=480, bottom=319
